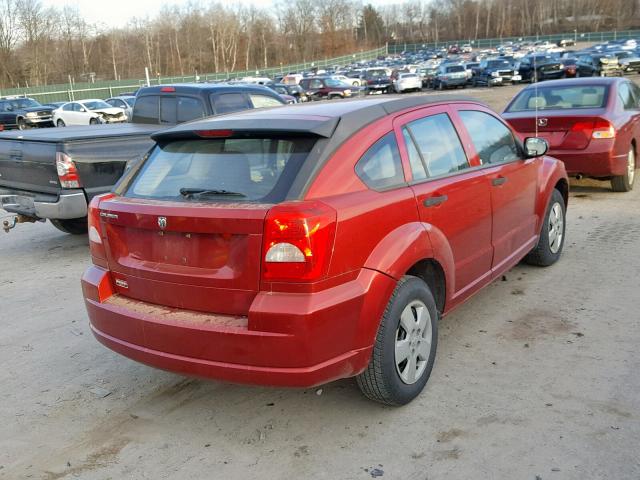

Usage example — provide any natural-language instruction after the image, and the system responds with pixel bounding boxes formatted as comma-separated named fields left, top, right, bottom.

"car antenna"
left=534, top=55, right=539, bottom=138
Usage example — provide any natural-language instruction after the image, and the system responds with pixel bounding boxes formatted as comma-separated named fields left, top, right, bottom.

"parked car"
left=105, top=96, right=136, bottom=121
left=299, top=77, right=359, bottom=100
left=0, top=84, right=286, bottom=234
left=267, top=83, right=309, bottom=102
left=558, top=39, right=576, bottom=47
left=503, top=77, right=639, bottom=191
left=132, top=84, right=286, bottom=124
left=612, top=51, right=640, bottom=74
left=53, top=99, right=127, bottom=126
left=363, top=68, right=392, bottom=93
left=0, top=124, right=156, bottom=233
left=471, top=58, right=521, bottom=87
left=518, top=55, right=564, bottom=82
left=81, top=96, right=568, bottom=405
left=432, top=64, right=467, bottom=89
left=392, top=72, right=422, bottom=93
left=463, top=62, right=480, bottom=82
left=575, top=54, right=623, bottom=77
left=331, top=74, right=363, bottom=87
left=0, top=97, right=55, bottom=130
left=560, top=58, right=578, bottom=78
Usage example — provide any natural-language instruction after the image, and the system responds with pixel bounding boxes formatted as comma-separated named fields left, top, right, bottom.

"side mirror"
left=524, top=137, right=548, bottom=157
left=79, top=107, right=86, bottom=112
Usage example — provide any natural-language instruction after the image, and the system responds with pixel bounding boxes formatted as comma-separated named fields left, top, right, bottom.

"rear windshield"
left=367, top=69, right=388, bottom=77
left=506, top=85, right=608, bottom=112
left=487, top=60, right=511, bottom=68
left=446, top=66, right=465, bottom=73
left=125, top=136, right=316, bottom=203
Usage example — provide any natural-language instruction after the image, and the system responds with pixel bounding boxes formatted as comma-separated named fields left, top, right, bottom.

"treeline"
left=0, top=0, right=637, bottom=89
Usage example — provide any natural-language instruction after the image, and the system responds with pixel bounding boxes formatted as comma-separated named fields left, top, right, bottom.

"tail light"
left=563, top=119, right=615, bottom=149
left=56, top=152, right=81, bottom=188
left=88, top=193, right=115, bottom=266
left=262, top=201, right=337, bottom=282
left=591, top=119, right=616, bottom=139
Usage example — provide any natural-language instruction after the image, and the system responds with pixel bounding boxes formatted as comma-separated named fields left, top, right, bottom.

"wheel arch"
left=536, top=156, right=570, bottom=233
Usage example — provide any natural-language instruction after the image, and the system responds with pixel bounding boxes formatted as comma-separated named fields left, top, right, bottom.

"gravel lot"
left=1, top=85, right=639, bottom=480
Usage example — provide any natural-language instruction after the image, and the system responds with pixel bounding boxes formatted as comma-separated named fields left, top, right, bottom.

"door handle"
left=424, top=195, right=448, bottom=207
left=492, top=176, right=507, bottom=186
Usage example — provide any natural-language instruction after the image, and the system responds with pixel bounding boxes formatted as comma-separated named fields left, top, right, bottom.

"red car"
left=82, top=97, right=568, bottom=405
left=503, top=77, right=639, bottom=191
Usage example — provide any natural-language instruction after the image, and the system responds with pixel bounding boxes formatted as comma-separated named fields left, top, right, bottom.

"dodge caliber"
left=82, top=97, right=569, bottom=405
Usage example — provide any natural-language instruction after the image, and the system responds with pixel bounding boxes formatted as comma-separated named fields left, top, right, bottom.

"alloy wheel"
left=395, top=300, right=432, bottom=384
left=548, top=202, right=564, bottom=254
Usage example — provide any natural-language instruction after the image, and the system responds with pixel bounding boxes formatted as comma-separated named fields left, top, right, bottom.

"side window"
left=402, top=127, right=427, bottom=181
left=132, top=95, right=159, bottom=124
left=630, top=83, right=640, bottom=107
left=160, top=97, right=177, bottom=124
left=105, top=99, right=115, bottom=107
left=211, top=93, right=249, bottom=114
left=355, top=132, right=405, bottom=190
left=459, top=110, right=521, bottom=165
left=310, top=79, right=323, bottom=89
left=176, top=96, right=205, bottom=123
left=63, top=103, right=74, bottom=112
left=249, top=94, right=283, bottom=109
left=73, top=103, right=83, bottom=112
left=404, top=113, right=469, bottom=177
left=618, top=83, right=636, bottom=110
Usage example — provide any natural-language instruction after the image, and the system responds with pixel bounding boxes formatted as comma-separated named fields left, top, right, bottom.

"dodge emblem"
left=158, top=216, right=167, bottom=230
left=537, top=118, right=548, bottom=127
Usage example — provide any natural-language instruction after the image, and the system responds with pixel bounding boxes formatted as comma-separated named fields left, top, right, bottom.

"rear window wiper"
left=179, top=188, right=246, bottom=198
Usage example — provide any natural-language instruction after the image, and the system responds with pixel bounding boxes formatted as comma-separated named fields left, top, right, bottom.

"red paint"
left=503, top=77, right=640, bottom=178
left=82, top=99, right=568, bottom=387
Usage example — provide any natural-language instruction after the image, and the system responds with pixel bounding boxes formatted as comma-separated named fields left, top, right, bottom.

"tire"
left=56, top=119, right=65, bottom=127
left=356, top=275, right=438, bottom=406
left=472, top=78, right=477, bottom=87
left=50, top=218, right=88, bottom=235
left=611, top=146, right=636, bottom=192
left=531, top=71, right=538, bottom=83
left=438, top=81, right=444, bottom=91
left=17, top=118, right=27, bottom=130
left=89, top=117, right=99, bottom=125
left=524, top=189, right=566, bottom=267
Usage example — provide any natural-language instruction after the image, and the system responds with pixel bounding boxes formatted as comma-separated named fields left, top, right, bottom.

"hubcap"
left=548, top=202, right=564, bottom=254
left=628, top=149, right=635, bottom=185
left=395, top=300, right=432, bottom=385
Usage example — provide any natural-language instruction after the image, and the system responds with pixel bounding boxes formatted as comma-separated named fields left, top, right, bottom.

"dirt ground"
left=1, top=85, right=639, bottom=480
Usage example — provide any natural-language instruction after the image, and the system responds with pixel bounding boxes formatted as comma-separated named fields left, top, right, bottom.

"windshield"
left=400, top=73, right=418, bottom=78
left=487, top=60, right=511, bottom=68
left=506, top=85, right=608, bottom=112
left=6, top=98, right=41, bottom=109
left=126, top=136, right=317, bottom=203
left=84, top=100, right=112, bottom=110
left=325, top=79, right=347, bottom=87
left=367, top=69, right=387, bottom=78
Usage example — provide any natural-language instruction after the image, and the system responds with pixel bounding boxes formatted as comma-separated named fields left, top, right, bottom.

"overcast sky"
left=42, top=0, right=399, bottom=28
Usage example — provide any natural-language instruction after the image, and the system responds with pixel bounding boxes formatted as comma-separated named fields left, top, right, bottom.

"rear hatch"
left=100, top=133, right=318, bottom=315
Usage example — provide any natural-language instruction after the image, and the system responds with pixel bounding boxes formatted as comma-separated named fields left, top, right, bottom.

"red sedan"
left=82, top=97, right=568, bottom=405
left=503, top=77, right=640, bottom=191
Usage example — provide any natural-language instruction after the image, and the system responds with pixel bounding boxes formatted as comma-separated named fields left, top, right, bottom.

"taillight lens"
left=262, top=201, right=337, bottom=282
left=88, top=193, right=115, bottom=264
left=56, top=152, right=82, bottom=188
left=591, top=119, right=616, bottom=139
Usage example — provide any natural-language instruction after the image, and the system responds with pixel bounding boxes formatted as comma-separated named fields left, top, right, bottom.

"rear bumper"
left=548, top=141, right=628, bottom=177
left=0, top=188, right=87, bottom=219
left=82, top=266, right=396, bottom=387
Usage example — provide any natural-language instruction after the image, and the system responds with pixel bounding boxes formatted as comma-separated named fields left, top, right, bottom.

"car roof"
left=136, top=83, right=277, bottom=95
left=520, top=77, right=624, bottom=90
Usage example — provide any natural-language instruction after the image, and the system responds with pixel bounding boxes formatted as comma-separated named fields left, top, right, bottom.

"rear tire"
left=50, top=218, right=88, bottom=235
left=356, top=275, right=438, bottom=406
left=524, top=189, right=566, bottom=267
left=611, top=147, right=636, bottom=192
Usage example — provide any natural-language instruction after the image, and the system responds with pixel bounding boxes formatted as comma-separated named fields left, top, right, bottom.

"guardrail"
left=387, top=29, right=640, bottom=54
left=0, top=46, right=388, bottom=103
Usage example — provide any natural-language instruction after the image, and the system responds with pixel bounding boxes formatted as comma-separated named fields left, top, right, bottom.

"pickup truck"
left=0, top=97, right=55, bottom=130
left=471, top=59, right=521, bottom=87
left=0, top=83, right=286, bottom=234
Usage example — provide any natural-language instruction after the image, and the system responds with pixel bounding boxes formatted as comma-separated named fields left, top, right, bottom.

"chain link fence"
left=0, top=47, right=387, bottom=103
left=387, top=29, right=640, bottom=54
